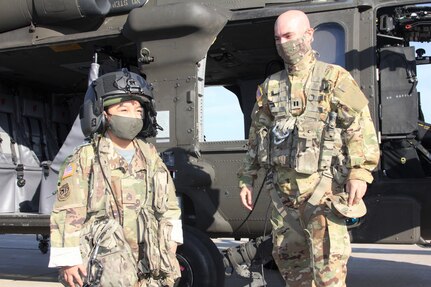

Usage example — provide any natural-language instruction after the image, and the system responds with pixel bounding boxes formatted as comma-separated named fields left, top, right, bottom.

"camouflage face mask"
left=276, top=35, right=311, bottom=65
left=108, top=115, right=143, bottom=140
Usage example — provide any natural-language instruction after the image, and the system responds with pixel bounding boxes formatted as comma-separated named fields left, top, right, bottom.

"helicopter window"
left=202, top=86, right=245, bottom=142
left=313, top=22, right=345, bottom=66
left=412, top=41, right=431, bottom=123
left=0, top=113, right=13, bottom=163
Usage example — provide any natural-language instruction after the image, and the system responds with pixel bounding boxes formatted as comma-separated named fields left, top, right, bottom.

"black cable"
left=233, top=169, right=270, bottom=234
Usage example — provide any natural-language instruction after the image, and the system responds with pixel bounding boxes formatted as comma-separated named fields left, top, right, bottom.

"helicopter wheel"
left=176, top=225, right=225, bottom=287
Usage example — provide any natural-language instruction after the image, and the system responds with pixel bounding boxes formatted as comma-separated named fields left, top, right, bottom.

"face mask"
left=108, top=115, right=143, bottom=140
left=276, top=36, right=311, bottom=65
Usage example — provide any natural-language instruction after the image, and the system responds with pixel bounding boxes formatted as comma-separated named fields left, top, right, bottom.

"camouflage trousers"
left=135, top=277, right=177, bottom=287
left=271, top=202, right=351, bottom=287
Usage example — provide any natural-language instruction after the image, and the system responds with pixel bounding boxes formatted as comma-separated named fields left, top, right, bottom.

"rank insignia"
left=58, top=183, right=70, bottom=201
left=62, top=163, right=76, bottom=179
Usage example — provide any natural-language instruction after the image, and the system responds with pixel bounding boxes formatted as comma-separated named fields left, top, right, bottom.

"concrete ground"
left=0, top=234, right=430, bottom=287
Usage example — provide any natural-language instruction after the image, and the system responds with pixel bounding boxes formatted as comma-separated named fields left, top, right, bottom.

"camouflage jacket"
left=238, top=51, right=380, bottom=199
left=49, top=136, right=182, bottom=267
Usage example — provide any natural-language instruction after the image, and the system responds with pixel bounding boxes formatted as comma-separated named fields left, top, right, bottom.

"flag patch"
left=62, top=163, right=76, bottom=179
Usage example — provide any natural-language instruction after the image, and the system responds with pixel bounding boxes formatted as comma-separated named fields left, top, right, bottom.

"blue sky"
left=203, top=86, right=245, bottom=141
left=414, top=42, right=431, bottom=123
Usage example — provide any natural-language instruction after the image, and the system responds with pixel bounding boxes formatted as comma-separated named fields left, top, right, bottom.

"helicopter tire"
left=176, top=225, right=225, bottom=287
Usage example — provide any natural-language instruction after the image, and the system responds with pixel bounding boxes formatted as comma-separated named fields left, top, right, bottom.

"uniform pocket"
left=153, top=167, right=169, bottom=214
left=326, top=212, right=351, bottom=259
left=257, top=127, right=269, bottom=165
left=272, top=218, right=306, bottom=254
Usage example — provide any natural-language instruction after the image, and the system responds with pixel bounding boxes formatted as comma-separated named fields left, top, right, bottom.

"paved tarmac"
left=0, top=234, right=430, bottom=287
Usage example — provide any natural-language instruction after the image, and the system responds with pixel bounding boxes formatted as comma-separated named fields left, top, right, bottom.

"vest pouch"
left=318, top=139, right=334, bottom=171
left=137, top=209, right=180, bottom=285
left=271, top=131, right=295, bottom=167
left=138, top=209, right=160, bottom=277
left=257, top=127, right=270, bottom=166
left=158, top=219, right=181, bottom=284
left=294, top=128, right=320, bottom=175
left=331, top=161, right=349, bottom=186
left=153, top=167, right=169, bottom=214
left=78, top=217, right=138, bottom=287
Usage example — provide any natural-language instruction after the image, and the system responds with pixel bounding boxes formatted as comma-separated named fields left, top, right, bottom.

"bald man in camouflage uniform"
left=49, top=70, right=182, bottom=287
left=238, top=10, right=379, bottom=287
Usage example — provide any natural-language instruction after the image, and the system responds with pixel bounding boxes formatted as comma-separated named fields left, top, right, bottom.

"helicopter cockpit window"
left=202, top=86, right=244, bottom=142
left=413, top=41, right=431, bottom=123
left=313, top=23, right=346, bottom=66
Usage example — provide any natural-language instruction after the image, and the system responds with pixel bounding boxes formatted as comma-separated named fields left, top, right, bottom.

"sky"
left=202, top=86, right=245, bottom=141
left=203, top=42, right=431, bottom=142
left=414, top=42, right=431, bottom=122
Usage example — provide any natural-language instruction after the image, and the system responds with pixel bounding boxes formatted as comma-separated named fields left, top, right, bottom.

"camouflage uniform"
left=49, top=135, right=182, bottom=286
left=238, top=51, right=380, bottom=287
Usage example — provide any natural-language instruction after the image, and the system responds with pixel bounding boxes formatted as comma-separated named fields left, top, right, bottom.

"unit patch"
left=62, top=163, right=76, bottom=179
left=58, top=183, right=70, bottom=201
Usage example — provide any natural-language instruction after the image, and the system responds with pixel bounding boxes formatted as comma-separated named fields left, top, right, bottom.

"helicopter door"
left=379, top=46, right=419, bottom=135
left=379, top=46, right=426, bottom=178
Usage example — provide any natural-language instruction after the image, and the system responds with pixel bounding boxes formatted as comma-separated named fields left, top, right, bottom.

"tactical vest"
left=82, top=139, right=179, bottom=286
left=257, top=61, right=342, bottom=175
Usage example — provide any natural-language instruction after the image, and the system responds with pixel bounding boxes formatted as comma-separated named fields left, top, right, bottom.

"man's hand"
left=61, top=264, right=86, bottom=287
left=240, top=186, right=254, bottom=211
left=346, top=179, right=367, bottom=206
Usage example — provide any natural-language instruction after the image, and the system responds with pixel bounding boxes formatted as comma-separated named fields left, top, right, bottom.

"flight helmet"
left=80, top=68, right=159, bottom=138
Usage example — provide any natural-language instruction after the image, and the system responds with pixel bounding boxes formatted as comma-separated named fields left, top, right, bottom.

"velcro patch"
left=256, top=85, right=264, bottom=107
left=62, top=163, right=76, bottom=179
left=58, top=183, right=70, bottom=201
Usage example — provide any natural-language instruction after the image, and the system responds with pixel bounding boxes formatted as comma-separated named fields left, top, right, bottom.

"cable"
left=233, top=169, right=270, bottom=234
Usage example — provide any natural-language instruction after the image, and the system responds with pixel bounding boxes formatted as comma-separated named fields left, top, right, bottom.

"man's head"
left=274, top=10, right=314, bottom=65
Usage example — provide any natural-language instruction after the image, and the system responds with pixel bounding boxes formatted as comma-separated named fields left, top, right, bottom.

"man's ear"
left=305, top=27, right=314, bottom=43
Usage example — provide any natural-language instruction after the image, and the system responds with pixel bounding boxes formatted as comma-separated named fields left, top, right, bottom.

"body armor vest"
left=84, top=139, right=180, bottom=285
left=257, top=61, right=342, bottom=175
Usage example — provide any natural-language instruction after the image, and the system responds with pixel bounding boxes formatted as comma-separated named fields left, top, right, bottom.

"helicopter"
left=0, top=0, right=431, bottom=286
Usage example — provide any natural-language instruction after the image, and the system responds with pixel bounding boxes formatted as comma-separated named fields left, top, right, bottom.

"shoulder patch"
left=62, top=163, right=76, bottom=179
left=256, top=85, right=264, bottom=107
left=58, top=183, right=70, bottom=201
